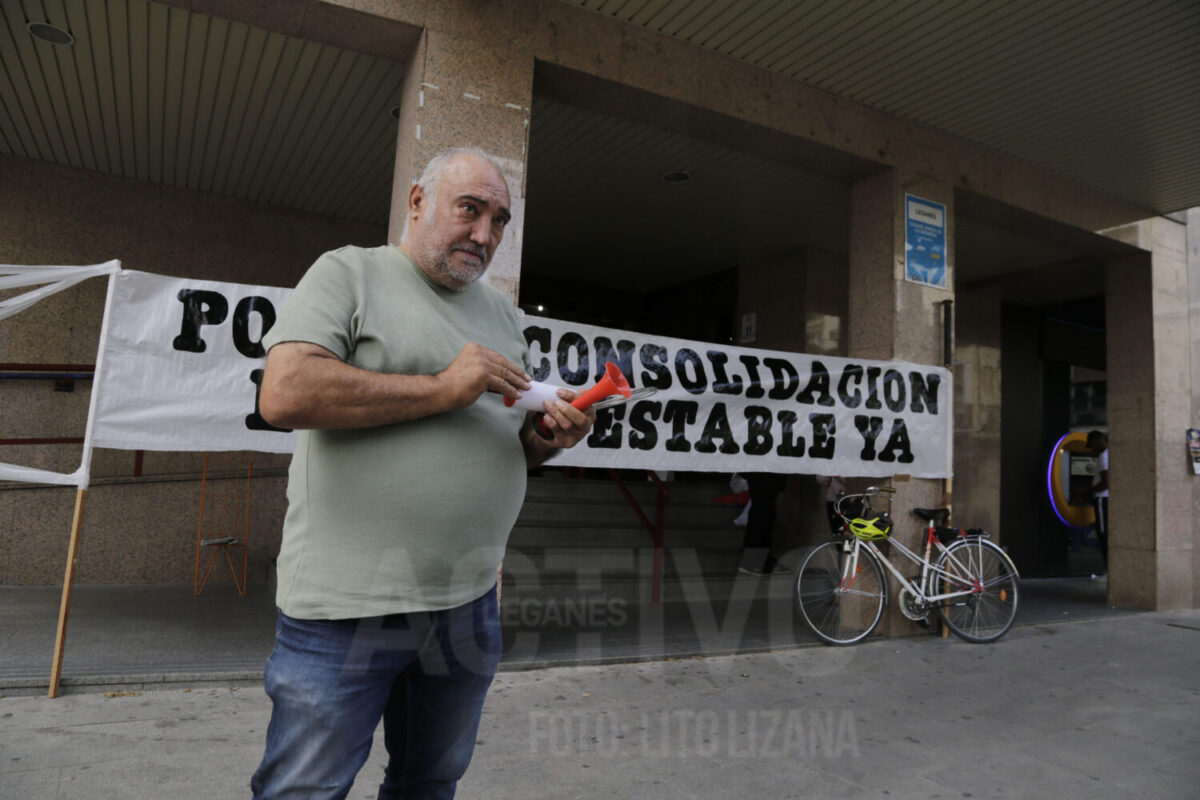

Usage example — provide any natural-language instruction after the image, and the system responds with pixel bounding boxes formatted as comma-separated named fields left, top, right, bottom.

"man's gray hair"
left=401, top=147, right=505, bottom=238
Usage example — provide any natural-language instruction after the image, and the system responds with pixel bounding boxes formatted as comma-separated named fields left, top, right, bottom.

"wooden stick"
left=49, top=489, right=88, bottom=698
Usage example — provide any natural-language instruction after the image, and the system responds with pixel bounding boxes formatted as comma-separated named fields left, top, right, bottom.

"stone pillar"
left=953, top=285, right=1002, bottom=535
left=1104, top=216, right=1193, bottom=609
left=848, top=169, right=955, bottom=633
left=385, top=19, right=536, bottom=304
left=1190, top=208, right=1200, bottom=609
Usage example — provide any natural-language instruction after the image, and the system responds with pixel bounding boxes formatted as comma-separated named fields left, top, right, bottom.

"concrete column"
left=1190, top=209, right=1200, bottom=609
left=848, top=169, right=955, bottom=633
left=953, top=285, right=1002, bottom=535
left=385, top=21, right=535, bottom=304
left=1104, top=216, right=1193, bottom=609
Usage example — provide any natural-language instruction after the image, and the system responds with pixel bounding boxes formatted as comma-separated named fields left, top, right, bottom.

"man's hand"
left=522, top=388, right=596, bottom=466
left=437, top=342, right=531, bottom=409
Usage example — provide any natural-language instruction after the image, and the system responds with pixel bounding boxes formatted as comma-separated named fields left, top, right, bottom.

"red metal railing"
left=607, top=468, right=670, bottom=604
left=0, top=363, right=143, bottom=476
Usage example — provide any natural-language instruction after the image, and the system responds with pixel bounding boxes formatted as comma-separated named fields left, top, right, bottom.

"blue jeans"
left=251, top=586, right=501, bottom=800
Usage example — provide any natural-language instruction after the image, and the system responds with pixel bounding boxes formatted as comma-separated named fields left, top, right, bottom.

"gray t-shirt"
left=263, top=245, right=530, bottom=619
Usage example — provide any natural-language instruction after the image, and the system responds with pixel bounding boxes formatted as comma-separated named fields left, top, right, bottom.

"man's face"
left=407, top=155, right=512, bottom=290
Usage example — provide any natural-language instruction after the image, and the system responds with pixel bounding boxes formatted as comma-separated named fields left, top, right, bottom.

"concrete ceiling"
left=1, top=0, right=1192, bottom=295
left=559, top=0, right=1200, bottom=216
left=0, top=0, right=412, bottom=225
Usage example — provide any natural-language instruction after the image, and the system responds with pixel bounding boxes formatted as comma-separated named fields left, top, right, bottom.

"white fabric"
left=1093, top=449, right=1109, bottom=498
left=0, top=463, right=86, bottom=486
left=0, top=262, right=121, bottom=489
left=89, top=270, right=297, bottom=454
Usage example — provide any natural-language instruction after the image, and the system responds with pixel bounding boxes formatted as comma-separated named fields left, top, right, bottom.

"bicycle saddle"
left=912, top=507, right=950, bottom=523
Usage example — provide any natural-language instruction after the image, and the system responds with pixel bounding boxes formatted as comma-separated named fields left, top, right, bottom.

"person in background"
left=1087, top=430, right=1109, bottom=578
left=816, top=474, right=846, bottom=535
left=738, top=473, right=789, bottom=575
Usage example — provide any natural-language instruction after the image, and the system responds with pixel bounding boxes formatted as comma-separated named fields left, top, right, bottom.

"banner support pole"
left=49, top=488, right=88, bottom=698
left=47, top=263, right=119, bottom=698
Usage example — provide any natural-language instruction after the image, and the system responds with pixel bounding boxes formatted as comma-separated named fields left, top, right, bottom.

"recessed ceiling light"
left=662, top=169, right=691, bottom=184
left=27, top=21, right=73, bottom=46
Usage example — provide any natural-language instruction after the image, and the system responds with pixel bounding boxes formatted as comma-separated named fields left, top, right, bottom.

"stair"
left=502, top=472, right=757, bottom=605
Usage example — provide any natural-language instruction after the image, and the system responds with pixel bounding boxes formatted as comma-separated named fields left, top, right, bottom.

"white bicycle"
left=795, top=487, right=1020, bottom=645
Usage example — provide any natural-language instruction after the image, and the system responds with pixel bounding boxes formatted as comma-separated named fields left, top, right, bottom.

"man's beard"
left=427, top=239, right=489, bottom=287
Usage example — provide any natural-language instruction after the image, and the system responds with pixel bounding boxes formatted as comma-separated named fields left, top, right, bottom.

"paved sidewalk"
left=3, top=609, right=1198, bottom=799
left=0, top=576, right=1124, bottom=690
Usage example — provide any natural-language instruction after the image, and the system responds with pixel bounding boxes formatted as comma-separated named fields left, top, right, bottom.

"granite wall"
left=0, top=153, right=384, bottom=584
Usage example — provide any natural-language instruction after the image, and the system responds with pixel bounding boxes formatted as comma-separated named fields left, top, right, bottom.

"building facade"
left=1, top=0, right=1197, bottom=614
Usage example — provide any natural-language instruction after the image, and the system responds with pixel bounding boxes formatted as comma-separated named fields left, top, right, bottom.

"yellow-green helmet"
left=849, top=513, right=893, bottom=541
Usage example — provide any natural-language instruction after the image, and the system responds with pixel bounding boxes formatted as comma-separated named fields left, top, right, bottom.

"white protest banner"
left=90, top=270, right=297, bottom=453
left=84, top=270, right=950, bottom=476
left=521, top=316, right=952, bottom=479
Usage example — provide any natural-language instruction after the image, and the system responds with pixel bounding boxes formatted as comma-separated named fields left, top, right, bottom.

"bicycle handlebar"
left=833, top=486, right=896, bottom=518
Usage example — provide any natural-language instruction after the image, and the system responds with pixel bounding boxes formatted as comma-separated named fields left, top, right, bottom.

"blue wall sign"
left=905, top=194, right=948, bottom=288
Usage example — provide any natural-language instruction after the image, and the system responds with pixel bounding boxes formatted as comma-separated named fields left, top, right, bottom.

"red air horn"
left=505, top=361, right=632, bottom=439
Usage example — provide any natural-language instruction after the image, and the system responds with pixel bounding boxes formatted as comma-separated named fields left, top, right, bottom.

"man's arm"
left=520, top=389, right=595, bottom=467
left=1093, top=467, right=1109, bottom=496
left=259, top=340, right=531, bottom=430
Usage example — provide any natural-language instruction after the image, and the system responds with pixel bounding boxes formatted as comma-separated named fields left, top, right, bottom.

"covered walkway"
left=1, top=576, right=1129, bottom=694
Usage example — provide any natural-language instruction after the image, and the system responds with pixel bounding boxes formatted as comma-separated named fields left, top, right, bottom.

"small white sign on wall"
left=740, top=312, right=757, bottom=343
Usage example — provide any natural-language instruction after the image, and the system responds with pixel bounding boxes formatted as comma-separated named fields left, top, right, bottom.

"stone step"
left=502, top=545, right=744, bottom=578
left=508, top=524, right=745, bottom=546
left=516, top=503, right=740, bottom=528
left=504, top=474, right=763, bottom=608
left=498, top=571, right=799, bottom=607
left=524, top=474, right=733, bottom=505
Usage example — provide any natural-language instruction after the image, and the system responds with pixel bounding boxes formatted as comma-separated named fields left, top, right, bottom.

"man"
left=1087, top=430, right=1109, bottom=574
left=250, top=148, right=594, bottom=800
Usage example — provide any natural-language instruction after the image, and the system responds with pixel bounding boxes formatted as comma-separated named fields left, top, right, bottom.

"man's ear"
left=408, top=183, right=425, bottom=221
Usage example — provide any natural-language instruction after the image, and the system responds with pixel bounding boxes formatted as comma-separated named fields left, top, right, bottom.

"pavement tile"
left=1021, top=707, right=1200, bottom=785
left=0, top=766, right=61, bottom=799
left=0, top=608, right=1196, bottom=799
left=64, top=686, right=239, bottom=727
left=0, top=693, right=78, bottom=733
left=920, top=749, right=1108, bottom=799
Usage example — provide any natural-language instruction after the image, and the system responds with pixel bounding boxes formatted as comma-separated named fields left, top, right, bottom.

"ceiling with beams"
left=0, top=0, right=409, bottom=224
left=560, top=0, right=1200, bottom=216
left=0, top=0, right=1193, bottom=298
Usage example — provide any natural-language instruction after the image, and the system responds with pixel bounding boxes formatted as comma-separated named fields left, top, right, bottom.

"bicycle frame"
left=832, top=492, right=992, bottom=607
left=847, top=530, right=985, bottom=606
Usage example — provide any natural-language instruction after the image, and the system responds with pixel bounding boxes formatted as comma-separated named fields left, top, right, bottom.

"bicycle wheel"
left=933, top=538, right=1019, bottom=643
left=796, top=540, right=887, bottom=645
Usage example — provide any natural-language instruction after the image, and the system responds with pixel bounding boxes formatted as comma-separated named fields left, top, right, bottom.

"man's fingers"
left=459, top=344, right=530, bottom=397
left=540, top=396, right=595, bottom=440
left=479, top=349, right=530, bottom=386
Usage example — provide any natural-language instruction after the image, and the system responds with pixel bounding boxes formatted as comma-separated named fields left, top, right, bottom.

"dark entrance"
left=1001, top=297, right=1107, bottom=577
